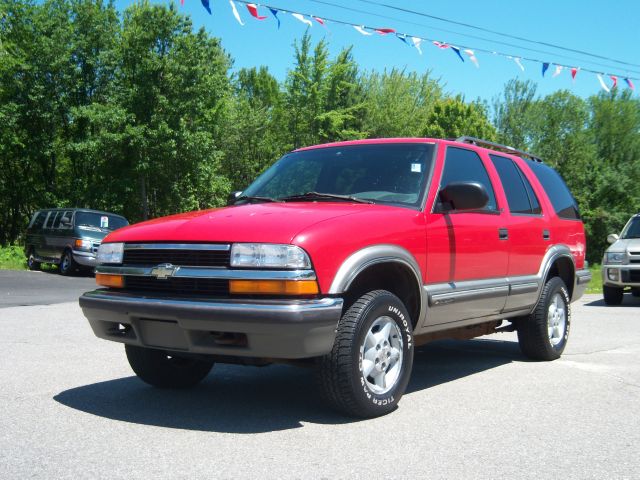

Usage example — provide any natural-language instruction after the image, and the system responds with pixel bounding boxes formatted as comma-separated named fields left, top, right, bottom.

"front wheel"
left=517, top=276, right=570, bottom=361
left=125, top=345, right=214, bottom=389
left=59, top=249, right=78, bottom=276
left=316, top=290, right=414, bottom=418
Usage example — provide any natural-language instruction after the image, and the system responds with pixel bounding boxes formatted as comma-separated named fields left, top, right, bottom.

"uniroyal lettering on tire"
left=316, top=289, right=414, bottom=418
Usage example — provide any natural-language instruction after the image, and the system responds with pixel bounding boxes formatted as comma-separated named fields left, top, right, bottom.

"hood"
left=608, top=238, right=640, bottom=253
left=104, top=203, right=376, bottom=244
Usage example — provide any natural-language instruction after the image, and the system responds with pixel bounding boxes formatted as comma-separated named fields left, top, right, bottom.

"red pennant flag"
left=433, top=41, right=450, bottom=49
left=375, top=28, right=396, bottom=35
left=571, top=67, right=578, bottom=80
left=246, top=3, right=266, bottom=20
left=610, top=75, right=618, bottom=89
left=314, top=17, right=325, bottom=26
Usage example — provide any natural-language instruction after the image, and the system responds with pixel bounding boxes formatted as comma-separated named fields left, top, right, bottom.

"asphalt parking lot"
left=1, top=271, right=639, bottom=479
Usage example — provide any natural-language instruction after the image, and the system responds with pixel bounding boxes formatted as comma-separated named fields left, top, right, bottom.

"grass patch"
left=586, top=264, right=602, bottom=294
left=0, top=245, right=27, bottom=270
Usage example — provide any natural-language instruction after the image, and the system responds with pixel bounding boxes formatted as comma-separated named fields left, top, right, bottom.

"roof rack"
left=455, top=136, right=544, bottom=163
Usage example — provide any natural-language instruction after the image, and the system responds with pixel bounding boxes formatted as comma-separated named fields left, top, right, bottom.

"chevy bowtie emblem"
left=150, top=263, right=179, bottom=280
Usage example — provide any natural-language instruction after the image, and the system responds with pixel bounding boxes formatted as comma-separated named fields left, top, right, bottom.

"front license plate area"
left=137, top=318, right=188, bottom=350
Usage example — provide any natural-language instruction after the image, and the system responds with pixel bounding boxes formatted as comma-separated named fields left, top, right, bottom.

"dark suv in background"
left=25, top=208, right=129, bottom=275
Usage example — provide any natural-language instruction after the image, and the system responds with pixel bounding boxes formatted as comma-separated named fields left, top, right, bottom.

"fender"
left=328, top=244, right=426, bottom=328
left=533, top=244, right=576, bottom=307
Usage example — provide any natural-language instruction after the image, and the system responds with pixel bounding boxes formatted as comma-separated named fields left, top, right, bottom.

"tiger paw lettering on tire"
left=317, top=290, right=414, bottom=418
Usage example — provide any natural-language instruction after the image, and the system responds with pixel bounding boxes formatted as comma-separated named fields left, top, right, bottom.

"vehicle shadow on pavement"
left=584, top=294, right=640, bottom=307
left=53, top=339, right=522, bottom=433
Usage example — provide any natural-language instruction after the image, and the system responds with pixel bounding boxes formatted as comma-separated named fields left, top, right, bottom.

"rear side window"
left=490, top=155, right=542, bottom=215
left=440, top=147, right=497, bottom=211
left=44, top=212, right=57, bottom=228
left=528, top=162, right=580, bottom=219
left=29, top=212, right=46, bottom=230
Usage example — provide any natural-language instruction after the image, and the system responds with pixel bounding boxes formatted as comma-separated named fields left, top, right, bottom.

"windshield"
left=241, top=143, right=435, bottom=207
left=621, top=216, right=640, bottom=239
left=75, top=212, right=128, bottom=231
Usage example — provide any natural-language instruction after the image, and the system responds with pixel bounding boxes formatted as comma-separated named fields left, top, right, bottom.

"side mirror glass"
left=227, top=190, right=243, bottom=206
left=607, top=233, right=619, bottom=244
left=438, top=182, right=489, bottom=213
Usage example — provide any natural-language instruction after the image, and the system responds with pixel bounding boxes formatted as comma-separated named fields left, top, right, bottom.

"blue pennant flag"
left=269, top=8, right=281, bottom=29
left=201, top=0, right=211, bottom=15
left=395, top=33, right=409, bottom=45
left=451, top=46, right=465, bottom=62
left=542, top=62, right=550, bottom=77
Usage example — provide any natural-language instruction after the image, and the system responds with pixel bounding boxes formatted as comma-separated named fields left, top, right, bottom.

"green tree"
left=423, top=96, right=496, bottom=140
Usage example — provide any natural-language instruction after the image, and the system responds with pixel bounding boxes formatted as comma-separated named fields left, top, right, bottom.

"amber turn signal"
left=96, top=273, right=124, bottom=288
left=229, top=279, right=319, bottom=295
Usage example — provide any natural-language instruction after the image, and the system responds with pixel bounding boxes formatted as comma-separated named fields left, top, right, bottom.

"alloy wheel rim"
left=62, top=254, right=70, bottom=271
left=360, top=316, right=403, bottom=395
left=547, top=292, right=566, bottom=346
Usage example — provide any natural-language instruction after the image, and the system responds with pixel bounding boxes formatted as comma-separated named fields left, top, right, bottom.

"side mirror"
left=438, top=182, right=489, bottom=212
left=227, top=190, right=243, bottom=206
left=607, top=233, right=619, bottom=244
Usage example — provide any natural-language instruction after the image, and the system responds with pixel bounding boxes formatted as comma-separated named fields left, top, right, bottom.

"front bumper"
left=602, top=264, right=640, bottom=288
left=79, top=290, right=343, bottom=359
left=72, top=250, right=99, bottom=267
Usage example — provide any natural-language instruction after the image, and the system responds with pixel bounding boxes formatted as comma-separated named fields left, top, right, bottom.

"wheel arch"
left=328, top=245, right=424, bottom=330
left=537, top=245, right=576, bottom=303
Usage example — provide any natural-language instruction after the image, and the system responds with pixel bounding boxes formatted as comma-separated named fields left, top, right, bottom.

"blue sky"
left=116, top=0, right=640, bottom=101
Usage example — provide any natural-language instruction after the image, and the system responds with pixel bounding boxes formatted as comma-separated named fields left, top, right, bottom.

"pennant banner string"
left=221, top=0, right=639, bottom=83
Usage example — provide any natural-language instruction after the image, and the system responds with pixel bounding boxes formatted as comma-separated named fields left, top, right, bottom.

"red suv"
left=80, top=137, right=591, bottom=418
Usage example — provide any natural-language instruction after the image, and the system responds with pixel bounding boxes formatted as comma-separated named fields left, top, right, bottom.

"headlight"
left=230, top=243, right=311, bottom=269
left=97, top=242, right=124, bottom=264
left=605, top=252, right=626, bottom=264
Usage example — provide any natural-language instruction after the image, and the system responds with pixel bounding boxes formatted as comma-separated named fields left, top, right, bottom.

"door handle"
left=543, top=229, right=550, bottom=240
left=498, top=228, right=509, bottom=240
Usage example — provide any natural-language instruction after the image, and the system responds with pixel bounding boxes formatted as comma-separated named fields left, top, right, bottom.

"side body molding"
left=328, top=245, right=426, bottom=328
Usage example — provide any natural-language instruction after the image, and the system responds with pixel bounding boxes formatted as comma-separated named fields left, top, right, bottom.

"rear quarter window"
left=527, top=162, right=580, bottom=220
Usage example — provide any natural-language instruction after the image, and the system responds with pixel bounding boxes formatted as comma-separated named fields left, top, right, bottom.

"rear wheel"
left=26, top=249, right=40, bottom=271
left=125, top=344, right=214, bottom=389
left=59, top=249, right=78, bottom=276
left=603, top=285, right=624, bottom=305
left=517, top=276, right=570, bottom=361
left=316, top=290, right=414, bottom=418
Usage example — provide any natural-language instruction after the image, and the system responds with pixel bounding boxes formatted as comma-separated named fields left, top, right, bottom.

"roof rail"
left=455, top=136, right=544, bottom=163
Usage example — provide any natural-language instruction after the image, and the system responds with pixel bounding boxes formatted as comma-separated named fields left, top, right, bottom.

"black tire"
left=603, top=285, right=624, bottom=305
left=316, top=290, right=414, bottom=418
left=125, top=344, right=214, bottom=389
left=26, top=248, right=41, bottom=271
left=631, top=288, right=640, bottom=298
left=517, top=276, right=571, bottom=361
left=59, top=249, right=78, bottom=276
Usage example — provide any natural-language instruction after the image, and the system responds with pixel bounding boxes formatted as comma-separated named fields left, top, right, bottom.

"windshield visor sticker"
left=411, top=163, right=422, bottom=173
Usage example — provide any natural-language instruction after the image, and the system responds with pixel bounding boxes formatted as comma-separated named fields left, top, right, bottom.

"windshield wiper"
left=281, top=192, right=373, bottom=204
left=234, top=195, right=282, bottom=204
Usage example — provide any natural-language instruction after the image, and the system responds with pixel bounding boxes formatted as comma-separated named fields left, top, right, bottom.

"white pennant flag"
left=552, top=65, right=563, bottom=77
left=411, top=37, right=423, bottom=55
left=597, top=74, right=610, bottom=92
left=291, top=13, right=313, bottom=27
left=464, top=49, right=479, bottom=68
left=353, top=25, right=372, bottom=36
left=512, top=57, right=525, bottom=71
left=229, top=1, right=244, bottom=26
